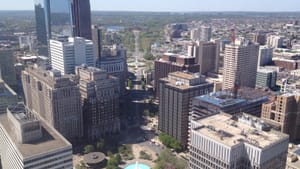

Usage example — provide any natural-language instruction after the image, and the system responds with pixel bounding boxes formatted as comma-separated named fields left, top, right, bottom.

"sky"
left=0, top=0, right=300, bottom=12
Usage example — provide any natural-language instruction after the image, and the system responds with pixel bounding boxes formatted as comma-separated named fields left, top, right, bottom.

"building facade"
left=258, top=46, right=273, bottom=67
left=22, top=65, right=83, bottom=140
left=50, top=37, right=94, bottom=75
left=261, top=93, right=300, bottom=141
left=196, top=41, right=219, bottom=75
left=0, top=77, right=17, bottom=114
left=158, top=71, right=213, bottom=146
left=76, top=66, right=120, bottom=140
left=72, top=0, right=92, bottom=40
left=256, top=67, right=277, bottom=89
left=189, top=113, right=289, bottom=169
left=191, top=87, right=269, bottom=118
left=154, top=53, right=200, bottom=97
left=34, top=0, right=92, bottom=45
left=92, top=25, right=102, bottom=61
left=223, top=42, right=259, bottom=90
left=0, top=104, right=73, bottom=169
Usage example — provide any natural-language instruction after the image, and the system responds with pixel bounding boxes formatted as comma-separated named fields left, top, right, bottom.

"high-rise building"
left=34, top=0, right=73, bottom=44
left=158, top=71, right=213, bottom=146
left=34, top=0, right=48, bottom=46
left=98, top=44, right=128, bottom=96
left=190, top=28, right=200, bottom=41
left=261, top=93, right=300, bottom=141
left=92, top=25, right=102, bottom=61
left=76, top=66, right=120, bottom=140
left=267, top=35, right=285, bottom=48
left=34, top=0, right=92, bottom=45
left=189, top=113, right=289, bottom=169
left=196, top=41, right=219, bottom=75
left=0, top=75, right=17, bottom=114
left=223, top=41, right=259, bottom=90
left=200, top=26, right=212, bottom=42
left=72, top=0, right=92, bottom=40
left=256, top=67, right=277, bottom=89
left=253, top=32, right=266, bottom=45
left=191, top=87, right=269, bottom=118
left=22, top=65, right=83, bottom=140
left=154, top=53, right=200, bottom=97
left=258, top=46, right=273, bottom=67
left=0, top=49, right=17, bottom=90
left=50, top=37, right=94, bottom=75
left=0, top=104, right=73, bottom=169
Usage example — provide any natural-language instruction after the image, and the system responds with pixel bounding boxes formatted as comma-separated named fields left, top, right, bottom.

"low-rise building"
left=189, top=113, right=289, bottom=169
left=0, top=104, right=73, bottom=169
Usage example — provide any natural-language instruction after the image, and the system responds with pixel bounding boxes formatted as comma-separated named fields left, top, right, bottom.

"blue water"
left=107, top=26, right=125, bottom=32
left=125, top=163, right=151, bottom=169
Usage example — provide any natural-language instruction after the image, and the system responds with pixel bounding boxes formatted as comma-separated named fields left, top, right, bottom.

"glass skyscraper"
left=34, top=0, right=92, bottom=47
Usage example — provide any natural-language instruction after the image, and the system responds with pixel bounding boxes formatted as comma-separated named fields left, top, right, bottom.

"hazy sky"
left=1, top=0, right=300, bottom=12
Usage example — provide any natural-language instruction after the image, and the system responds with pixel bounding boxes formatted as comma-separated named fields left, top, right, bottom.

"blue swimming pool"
left=124, top=163, right=151, bottom=169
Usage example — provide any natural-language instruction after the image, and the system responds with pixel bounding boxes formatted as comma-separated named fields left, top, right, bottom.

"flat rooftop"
left=193, top=113, right=288, bottom=148
left=168, top=71, right=200, bottom=80
left=0, top=110, right=71, bottom=160
left=195, top=87, right=268, bottom=108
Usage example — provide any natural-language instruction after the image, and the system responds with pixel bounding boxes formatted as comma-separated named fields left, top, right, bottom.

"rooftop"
left=195, top=87, right=269, bottom=108
left=8, top=104, right=37, bottom=124
left=286, top=144, right=300, bottom=168
left=0, top=106, right=72, bottom=160
left=193, top=113, right=288, bottom=148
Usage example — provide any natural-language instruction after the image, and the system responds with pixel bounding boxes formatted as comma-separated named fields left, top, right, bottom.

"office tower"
left=189, top=113, right=289, bottom=169
left=0, top=76, right=17, bottom=114
left=223, top=41, right=259, bottom=90
left=72, top=0, right=92, bottom=40
left=190, top=28, right=200, bottom=41
left=34, top=0, right=73, bottom=44
left=154, top=53, right=200, bottom=97
left=253, top=32, right=266, bottom=45
left=158, top=71, right=213, bottom=146
left=34, top=0, right=92, bottom=45
left=267, top=35, right=285, bottom=48
left=196, top=41, right=219, bottom=75
left=0, top=49, right=17, bottom=90
left=76, top=66, right=120, bottom=140
left=258, top=46, right=273, bottom=67
left=34, top=0, right=48, bottom=46
left=0, top=104, right=73, bottom=169
left=256, top=67, right=277, bottom=89
left=200, top=26, right=212, bottom=41
left=22, top=65, right=83, bottom=140
left=92, top=25, right=102, bottom=61
left=98, top=44, right=128, bottom=96
left=261, top=94, right=300, bottom=141
left=50, top=37, right=94, bottom=75
left=191, top=87, right=269, bottom=118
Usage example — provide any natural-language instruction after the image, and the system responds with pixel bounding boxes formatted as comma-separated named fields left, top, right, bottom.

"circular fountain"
left=124, top=161, right=151, bottom=169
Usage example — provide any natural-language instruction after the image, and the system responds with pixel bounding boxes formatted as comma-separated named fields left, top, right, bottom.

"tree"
left=115, top=154, right=122, bottom=164
left=83, top=145, right=95, bottom=154
left=154, top=150, right=187, bottom=169
left=127, top=79, right=133, bottom=89
left=97, top=139, right=105, bottom=151
left=159, top=133, right=182, bottom=152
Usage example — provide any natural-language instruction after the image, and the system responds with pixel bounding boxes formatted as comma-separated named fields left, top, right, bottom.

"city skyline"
left=0, top=0, right=300, bottom=12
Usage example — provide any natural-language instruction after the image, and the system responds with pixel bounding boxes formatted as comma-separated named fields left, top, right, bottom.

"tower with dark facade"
left=72, top=0, right=92, bottom=40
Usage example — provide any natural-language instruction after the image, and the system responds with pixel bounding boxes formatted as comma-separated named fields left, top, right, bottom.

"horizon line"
left=0, top=9, right=300, bottom=13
